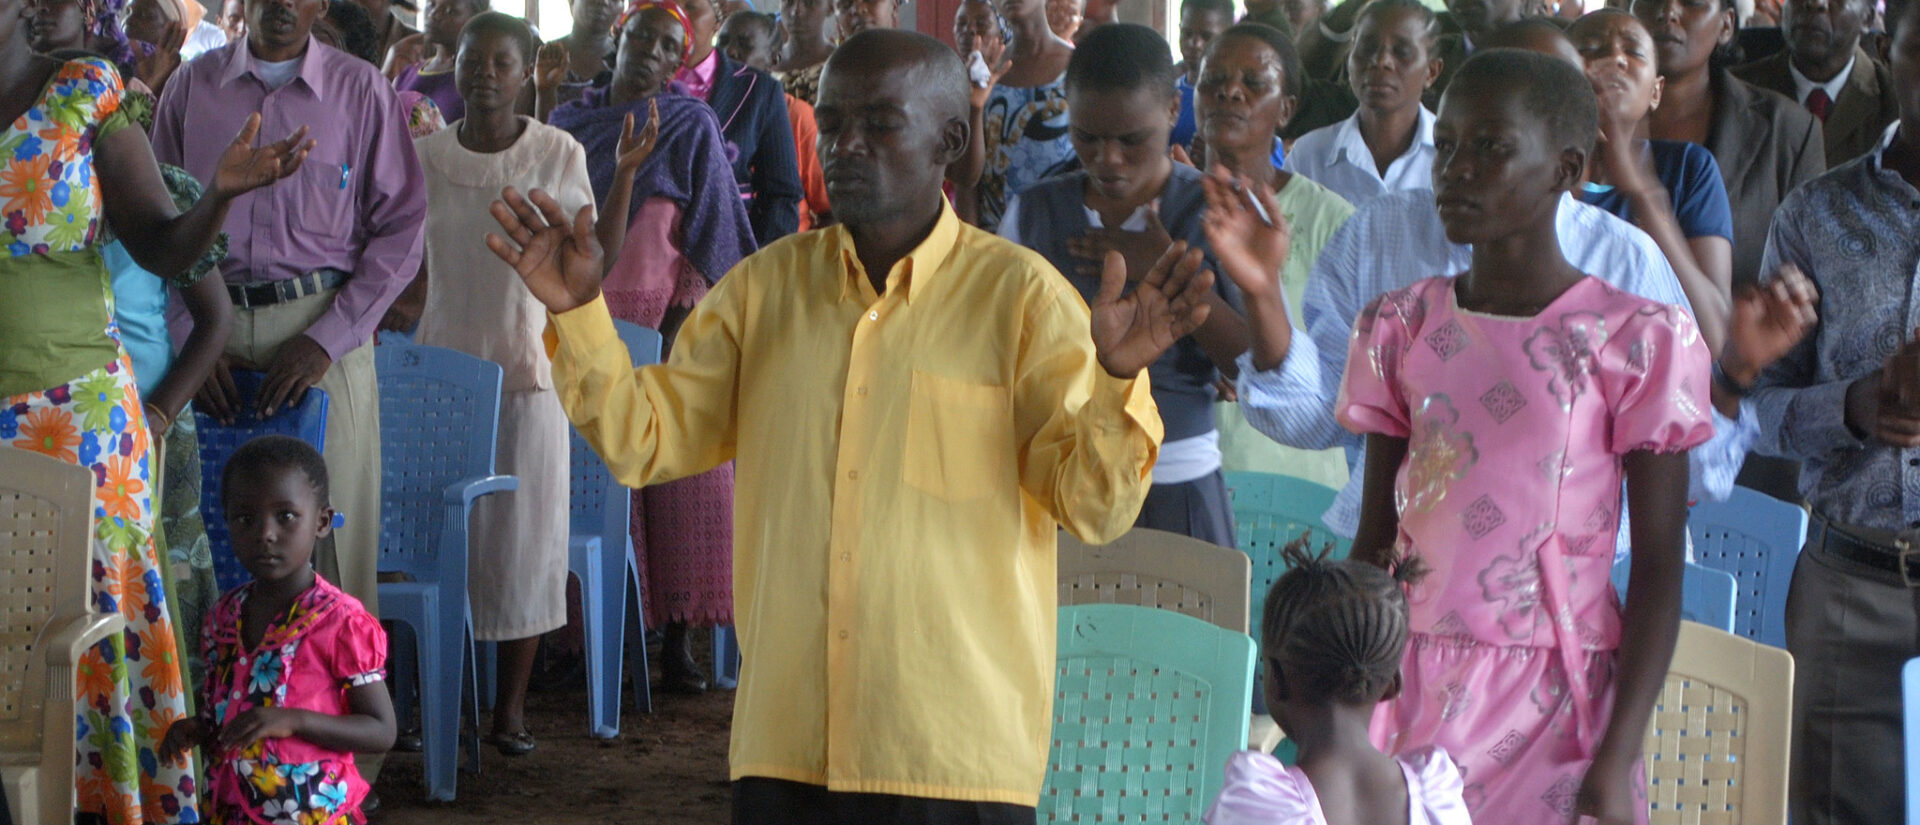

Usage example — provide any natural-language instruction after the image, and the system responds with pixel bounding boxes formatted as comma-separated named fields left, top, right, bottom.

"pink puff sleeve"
left=329, top=608, right=389, bottom=689
left=1600, top=303, right=1713, bottom=455
left=1335, top=288, right=1419, bottom=439
left=1399, top=746, right=1472, bottom=825
left=1203, top=751, right=1326, bottom=825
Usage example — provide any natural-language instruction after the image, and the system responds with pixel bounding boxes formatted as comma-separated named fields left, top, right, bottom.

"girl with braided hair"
left=1206, top=540, right=1470, bottom=825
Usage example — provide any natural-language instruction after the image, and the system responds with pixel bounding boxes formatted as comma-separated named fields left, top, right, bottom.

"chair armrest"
left=40, top=612, right=127, bottom=665
left=441, top=474, right=519, bottom=506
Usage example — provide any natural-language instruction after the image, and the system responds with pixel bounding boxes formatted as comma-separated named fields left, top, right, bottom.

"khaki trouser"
left=224, top=288, right=382, bottom=616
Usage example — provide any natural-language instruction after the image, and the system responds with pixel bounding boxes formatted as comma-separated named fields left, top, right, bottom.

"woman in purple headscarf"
left=548, top=0, right=755, bottom=694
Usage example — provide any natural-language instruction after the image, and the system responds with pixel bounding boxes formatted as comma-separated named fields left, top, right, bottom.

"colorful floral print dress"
left=1336, top=276, right=1713, bottom=824
left=199, top=575, right=385, bottom=825
left=0, top=57, right=197, bottom=824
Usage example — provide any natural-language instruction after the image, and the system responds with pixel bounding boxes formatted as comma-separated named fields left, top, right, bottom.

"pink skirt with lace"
left=602, top=198, right=734, bottom=628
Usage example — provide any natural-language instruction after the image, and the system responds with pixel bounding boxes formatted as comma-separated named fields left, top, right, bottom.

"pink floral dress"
left=198, top=575, right=385, bottom=825
left=1336, top=276, right=1712, bottom=824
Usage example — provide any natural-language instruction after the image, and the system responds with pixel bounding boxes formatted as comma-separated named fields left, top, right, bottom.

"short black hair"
left=725, top=8, right=779, bottom=37
left=1356, top=0, right=1439, bottom=48
left=827, top=29, right=972, bottom=124
left=322, top=1, right=382, bottom=64
left=1181, top=0, right=1235, bottom=20
left=1211, top=22, right=1304, bottom=98
left=1450, top=47, right=1598, bottom=156
left=461, top=9, right=540, bottom=61
left=1261, top=539, right=1425, bottom=706
left=1065, top=23, right=1178, bottom=99
left=223, top=435, right=331, bottom=510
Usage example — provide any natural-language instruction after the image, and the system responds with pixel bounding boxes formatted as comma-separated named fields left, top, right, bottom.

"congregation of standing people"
left=1, top=0, right=1916, bottom=819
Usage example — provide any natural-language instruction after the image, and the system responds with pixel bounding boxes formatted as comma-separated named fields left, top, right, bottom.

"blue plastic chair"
left=374, top=343, right=517, bottom=801
left=604, top=322, right=743, bottom=691
left=1611, top=557, right=1740, bottom=633
left=1043, top=604, right=1256, bottom=823
left=1687, top=487, right=1808, bottom=648
left=195, top=372, right=329, bottom=593
left=1904, top=657, right=1920, bottom=825
left=572, top=320, right=664, bottom=734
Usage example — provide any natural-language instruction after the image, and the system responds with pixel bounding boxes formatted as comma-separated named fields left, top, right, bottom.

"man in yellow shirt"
left=485, top=29, right=1217, bottom=824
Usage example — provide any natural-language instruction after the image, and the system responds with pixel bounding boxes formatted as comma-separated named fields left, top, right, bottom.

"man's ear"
left=938, top=115, right=971, bottom=166
left=1557, top=145, right=1588, bottom=193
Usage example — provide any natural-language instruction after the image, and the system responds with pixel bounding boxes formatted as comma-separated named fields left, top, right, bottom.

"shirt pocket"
left=289, top=149, right=355, bottom=237
left=903, top=370, right=1014, bottom=503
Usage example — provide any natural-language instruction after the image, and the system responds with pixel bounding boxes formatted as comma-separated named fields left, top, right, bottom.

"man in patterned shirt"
left=1748, top=3, right=1920, bottom=822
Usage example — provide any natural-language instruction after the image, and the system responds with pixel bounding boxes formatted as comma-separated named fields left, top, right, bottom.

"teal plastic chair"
left=1223, top=471, right=1351, bottom=627
left=1611, top=557, right=1740, bottom=633
left=1687, top=488, right=1808, bottom=648
left=1043, top=604, right=1256, bottom=823
left=1223, top=471, right=1347, bottom=720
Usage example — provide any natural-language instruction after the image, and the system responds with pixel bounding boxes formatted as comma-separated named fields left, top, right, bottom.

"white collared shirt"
left=1789, top=53, right=1854, bottom=108
left=1285, top=106, right=1437, bottom=207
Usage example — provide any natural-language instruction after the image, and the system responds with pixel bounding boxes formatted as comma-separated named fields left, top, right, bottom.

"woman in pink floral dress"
left=1336, top=52, right=1711, bottom=825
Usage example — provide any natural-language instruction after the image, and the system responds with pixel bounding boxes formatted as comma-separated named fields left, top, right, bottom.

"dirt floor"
left=374, top=641, right=735, bottom=825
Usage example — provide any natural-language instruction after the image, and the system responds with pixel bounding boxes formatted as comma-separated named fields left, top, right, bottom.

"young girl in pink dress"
left=161, top=436, right=397, bottom=825
left=1206, top=541, right=1471, bottom=825
left=1337, top=51, right=1712, bottom=825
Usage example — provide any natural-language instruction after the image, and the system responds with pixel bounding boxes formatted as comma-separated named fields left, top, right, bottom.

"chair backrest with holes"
left=1042, top=604, right=1256, bottom=823
left=1687, top=488, right=1808, bottom=648
left=1057, top=528, right=1251, bottom=634
left=194, top=372, right=328, bottom=592
left=0, top=449, right=92, bottom=755
left=1224, top=472, right=1350, bottom=646
left=569, top=322, right=662, bottom=542
left=375, top=344, right=503, bottom=582
left=1642, top=621, right=1792, bottom=824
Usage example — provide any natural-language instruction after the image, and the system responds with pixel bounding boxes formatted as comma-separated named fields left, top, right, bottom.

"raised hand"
left=1169, top=143, right=1195, bottom=168
left=1090, top=242, right=1215, bottom=379
left=209, top=113, right=314, bottom=200
left=1066, top=206, right=1173, bottom=284
left=615, top=99, right=662, bottom=176
left=383, top=33, right=427, bottom=80
left=1722, top=263, right=1817, bottom=387
left=134, top=20, right=186, bottom=93
left=487, top=186, right=606, bottom=313
left=535, top=40, right=570, bottom=93
left=1200, top=166, right=1290, bottom=300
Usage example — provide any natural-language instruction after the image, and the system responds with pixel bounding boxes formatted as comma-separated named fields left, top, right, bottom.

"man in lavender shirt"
left=153, top=0, right=427, bottom=621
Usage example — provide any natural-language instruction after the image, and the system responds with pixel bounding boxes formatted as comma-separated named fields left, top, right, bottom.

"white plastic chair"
left=0, top=449, right=124, bottom=825
left=1642, top=621, right=1793, bottom=824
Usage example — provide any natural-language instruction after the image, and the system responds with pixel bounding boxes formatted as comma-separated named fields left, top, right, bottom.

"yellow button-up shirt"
left=545, top=202, right=1163, bottom=805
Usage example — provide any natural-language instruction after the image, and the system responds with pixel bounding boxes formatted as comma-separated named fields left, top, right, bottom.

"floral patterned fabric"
left=975, top=76, right=1075, bottom=234
left=1, top=56, right=198, bottom=825
left=1336, top=275, right=1712, bottom=825
left=200, top=575, right=384, bottom=825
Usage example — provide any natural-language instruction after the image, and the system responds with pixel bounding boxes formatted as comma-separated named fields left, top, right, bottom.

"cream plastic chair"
left=1, top=448, right=124, bottom=825
left=1643, top=620, right=1793, bottom=825
left=1057, top=528, right=1286, bottom=751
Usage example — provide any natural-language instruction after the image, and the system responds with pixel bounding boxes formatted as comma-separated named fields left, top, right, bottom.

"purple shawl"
left=549, top=87, right=756, bottom=283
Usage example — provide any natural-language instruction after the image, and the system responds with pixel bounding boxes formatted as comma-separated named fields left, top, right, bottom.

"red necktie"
left=1806, top=87, right=1832, bottom=121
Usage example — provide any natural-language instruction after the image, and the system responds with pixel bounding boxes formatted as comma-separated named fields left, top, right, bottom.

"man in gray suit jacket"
left=1735, top=0, right=1899, bottom=167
